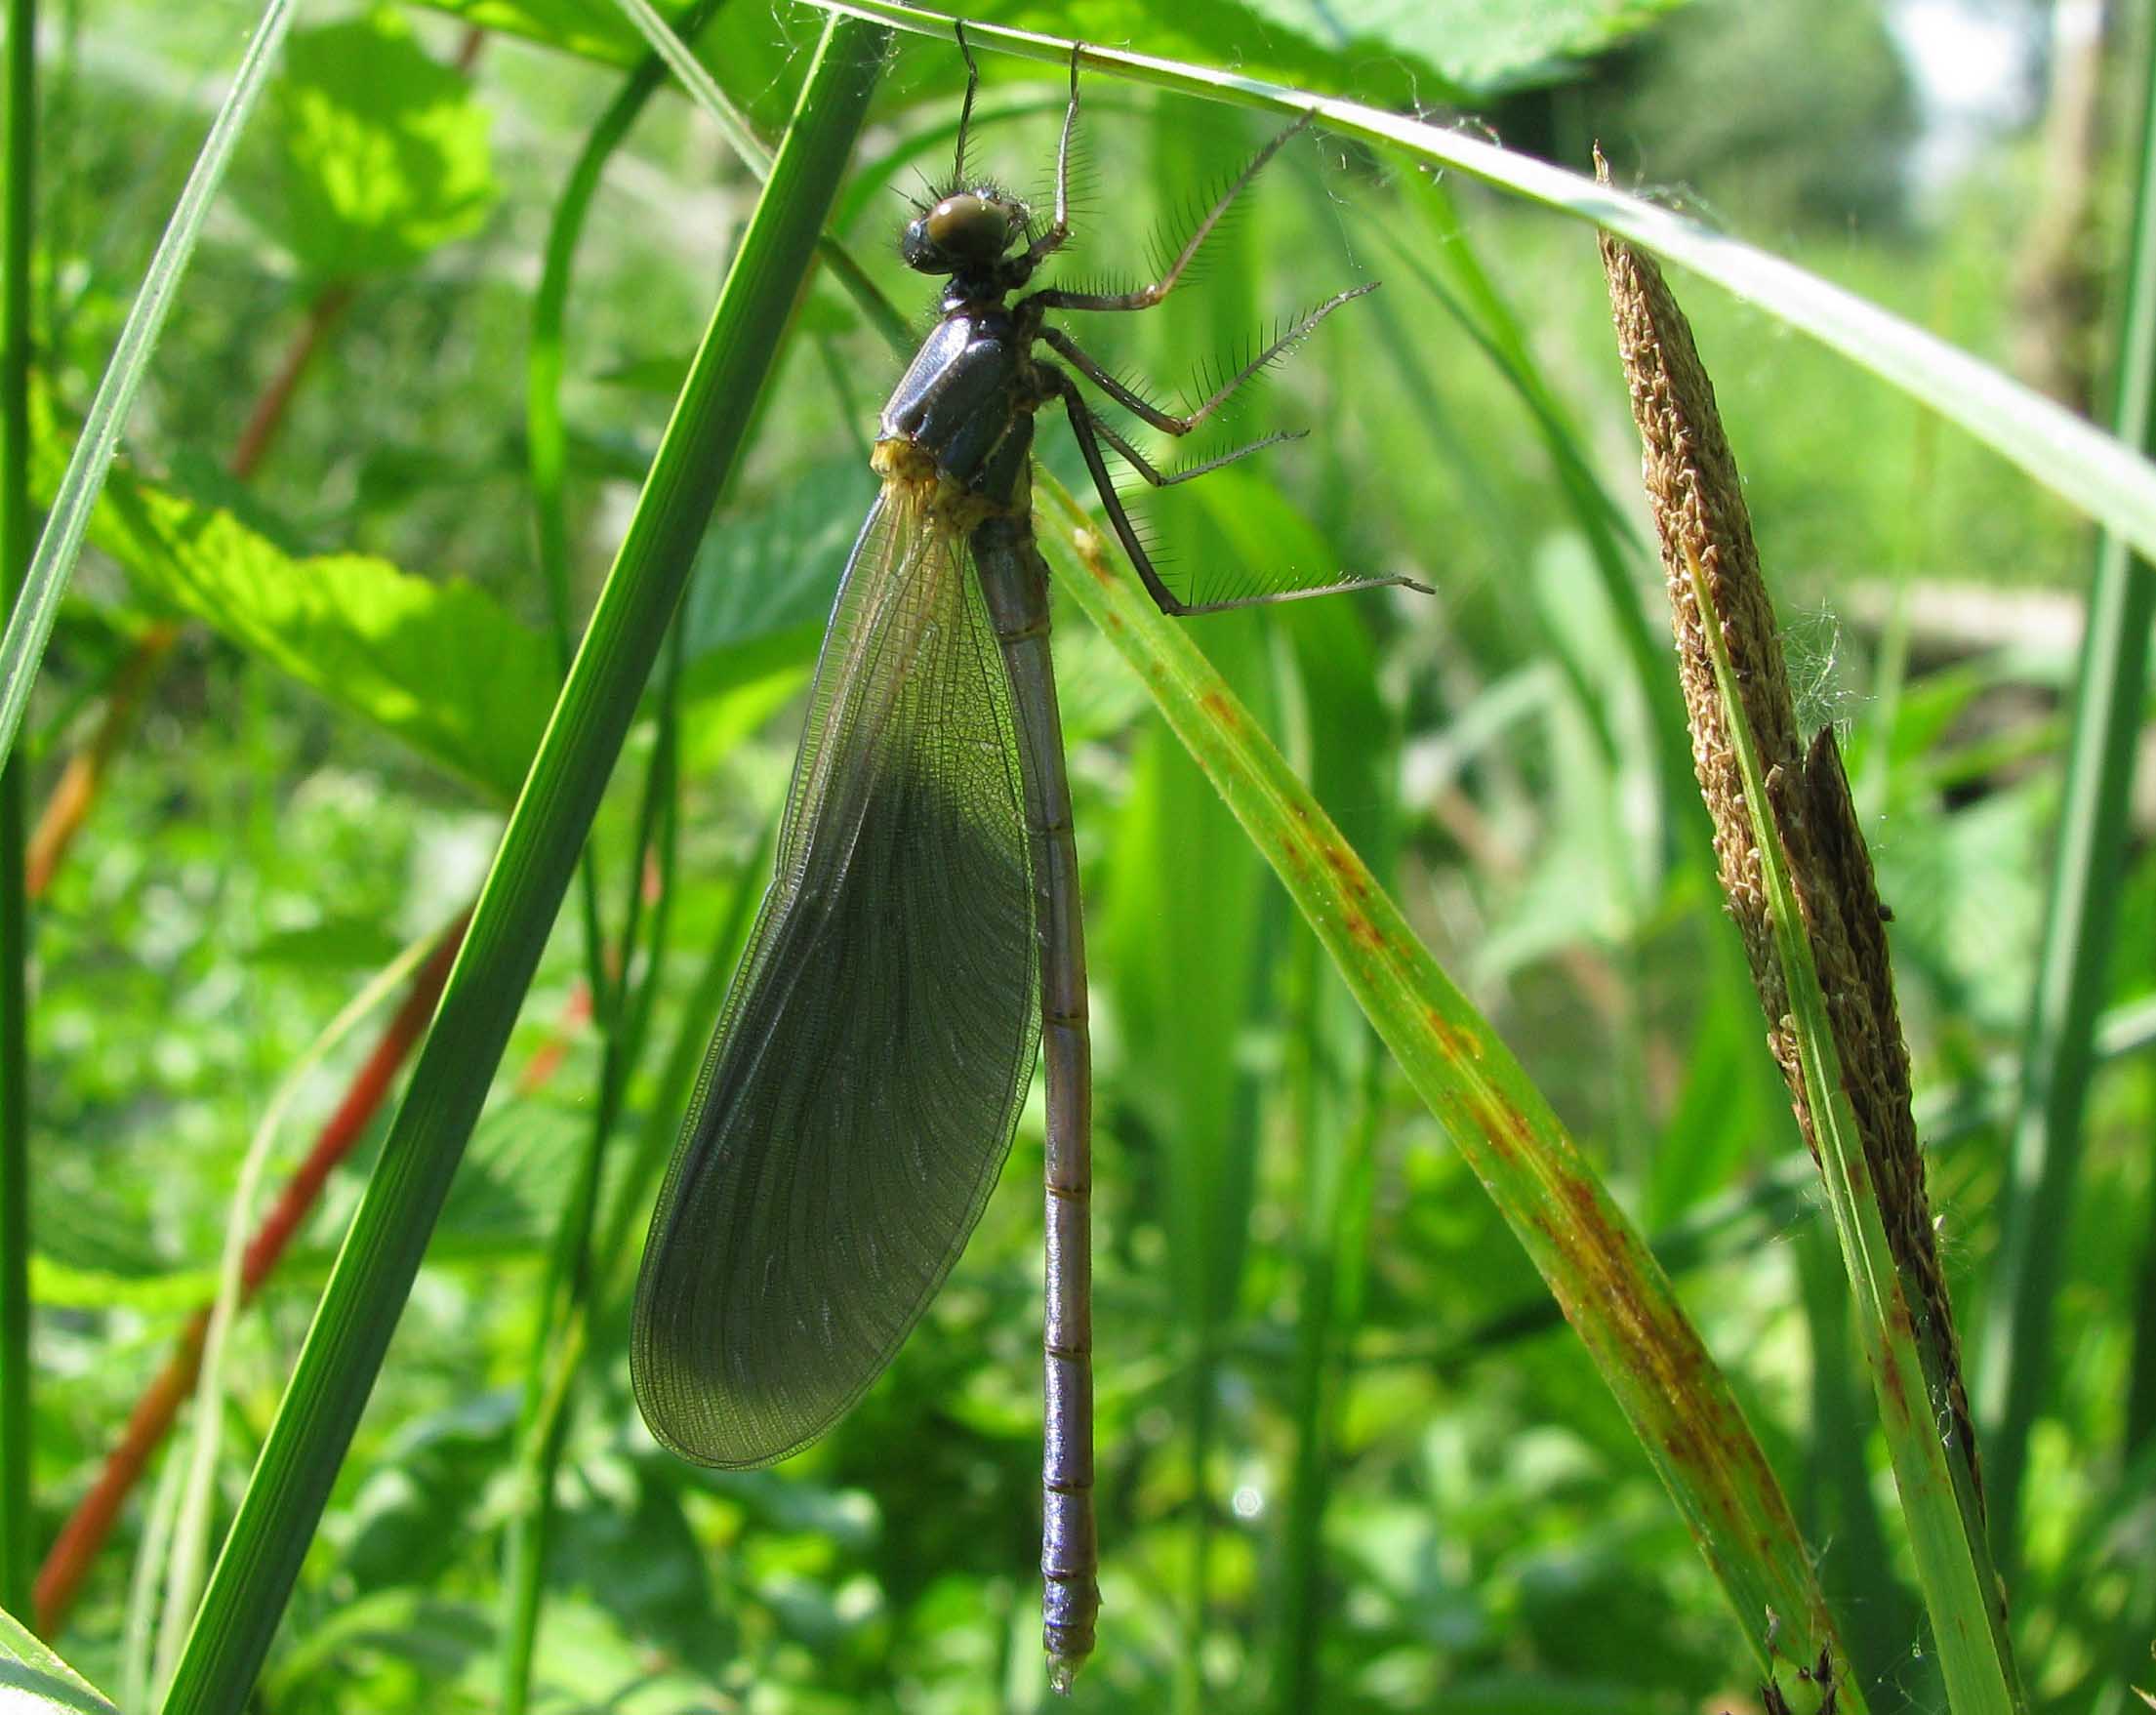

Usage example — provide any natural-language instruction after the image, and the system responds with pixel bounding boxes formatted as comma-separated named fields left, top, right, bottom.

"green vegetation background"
left=15, top=0, right=2152, bottom=1711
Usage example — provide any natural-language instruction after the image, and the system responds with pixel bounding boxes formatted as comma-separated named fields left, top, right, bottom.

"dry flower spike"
left=1596, top=149, right=2009, bottom=1690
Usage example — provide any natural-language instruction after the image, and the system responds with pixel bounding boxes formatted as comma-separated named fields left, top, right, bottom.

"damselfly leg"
left=1001, top=76, right=1428, bottom=615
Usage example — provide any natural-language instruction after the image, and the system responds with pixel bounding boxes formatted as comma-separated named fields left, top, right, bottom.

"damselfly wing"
left=631, top=495, right=1038, bottom=1466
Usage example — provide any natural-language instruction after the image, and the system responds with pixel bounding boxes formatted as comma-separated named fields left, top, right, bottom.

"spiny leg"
left=1049, top=370, right=1434, bottom=617
left=1046, top=370, right=1192, bottom=615
left=1021, top=43, right=1082, bottom=268
left=1039, top=282, right=1376, bottom=437
left=1086, top=408, right=1304, bottom=488
left=1028, top=111, right=1315, bottom=314
left=951, top=20, right=980, bottom=187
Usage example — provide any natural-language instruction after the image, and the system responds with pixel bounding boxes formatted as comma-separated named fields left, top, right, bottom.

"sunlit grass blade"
left=0, top=0, right=295, bottom=774
left=1974, top=25, right=2156, bottom=1572
left=1035, top=470, right=1866, bottom=1708
left=821, top=0, right=2156, bottom=573
left=154, top=19, right=887, bottom=1713
left=0, top=1605, right=117, bottom=1714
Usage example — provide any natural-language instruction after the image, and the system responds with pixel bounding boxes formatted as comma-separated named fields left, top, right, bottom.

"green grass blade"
left=1035, top=474, right=1867, bottom=1709
left=821, top=0, right=2156, bottom=573
left=499, top=14, right=719, bottom=1705
left=0, top=0, right=294, bottom=774
left=0, top=0, right=36, bottom=1619
left=154, top=20, right=887, bottom=1712
left=1973, top=21, right=2156, bottom=1571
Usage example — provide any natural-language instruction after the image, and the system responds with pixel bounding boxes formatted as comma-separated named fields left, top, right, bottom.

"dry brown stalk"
left=1595, top=154, right=1979, bottom=1504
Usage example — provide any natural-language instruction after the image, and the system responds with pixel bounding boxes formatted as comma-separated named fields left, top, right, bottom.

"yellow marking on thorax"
left=872, top=437, right=1015, bottom=537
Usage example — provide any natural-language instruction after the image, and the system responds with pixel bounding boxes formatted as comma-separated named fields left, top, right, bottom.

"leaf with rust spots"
left=1423, top=1009, right=1482, bottom=1064
left=1199, top=688, right=1242, bottom=730
left=1340, top=910, right=1386, bottom=953
left=1319, top=841, right=1372, bottom=901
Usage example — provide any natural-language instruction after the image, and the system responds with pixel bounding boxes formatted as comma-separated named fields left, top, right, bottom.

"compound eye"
left=922, top=192, right=1012, bottom=262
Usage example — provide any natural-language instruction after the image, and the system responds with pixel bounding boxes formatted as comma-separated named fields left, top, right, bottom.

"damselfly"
left=631, top=32, right=1424, bottom=1688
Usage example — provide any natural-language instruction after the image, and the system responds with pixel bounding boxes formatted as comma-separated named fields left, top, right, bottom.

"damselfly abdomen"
left=631, top=31, right=1423, bottom=1688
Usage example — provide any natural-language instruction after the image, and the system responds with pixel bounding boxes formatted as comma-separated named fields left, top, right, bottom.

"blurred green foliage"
left=13, top=0, right=2154, bottom=1712
left=241, top=8, right=499, bottom=283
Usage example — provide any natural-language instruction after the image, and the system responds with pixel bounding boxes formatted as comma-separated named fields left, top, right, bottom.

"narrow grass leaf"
left=0, top=0, right=296, bottom=772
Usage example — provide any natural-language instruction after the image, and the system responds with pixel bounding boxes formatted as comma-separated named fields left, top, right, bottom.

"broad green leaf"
left=678, top=456, right=867, bottom=655
left=31, top=1256, right=227, bottom=1314
left=82, top=463, right=554, bottom=801
left=418, top=0, right=807, bottom=134
left=437, top=0, right=1692, bottom=120
left=852, top=0, right=1689, bottom=109
left=253, top=7, right=498, bottom=282
left=418, top=0, right=644, bottom=63
left=1237, top=0, right=1691, bottom=91
left=0, top=1607, right=121, bottom=1715
left=905, top=0, right=1444, bottom=106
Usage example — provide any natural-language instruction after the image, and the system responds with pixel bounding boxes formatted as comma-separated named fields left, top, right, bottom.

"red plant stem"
left=24, top=620, right=177, bottom=899
left=32, top=910, right=469, bottom=1634
left=226, top=281, right=352, bottom=484
left=513, top=980, right=591, bottom=1098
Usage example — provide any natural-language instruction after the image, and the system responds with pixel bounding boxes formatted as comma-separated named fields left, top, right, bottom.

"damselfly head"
left=902, top=188, right=1028, bottom=274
